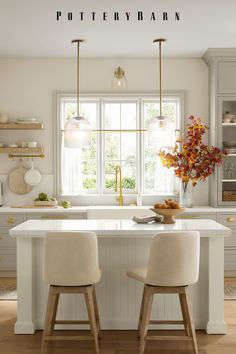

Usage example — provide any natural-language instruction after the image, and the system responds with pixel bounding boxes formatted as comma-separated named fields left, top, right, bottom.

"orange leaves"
left=157, top=116, right=228, bottom=186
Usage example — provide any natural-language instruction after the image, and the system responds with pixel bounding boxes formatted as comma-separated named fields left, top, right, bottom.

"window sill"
left=57, top=193, right=180, bottom=206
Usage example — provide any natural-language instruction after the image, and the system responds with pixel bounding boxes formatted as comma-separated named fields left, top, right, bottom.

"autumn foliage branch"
left=158, top=116, right=228, bottom=186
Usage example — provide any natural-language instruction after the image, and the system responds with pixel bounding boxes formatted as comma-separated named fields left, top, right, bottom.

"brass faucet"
left=115, top=165, right=123, bottom=206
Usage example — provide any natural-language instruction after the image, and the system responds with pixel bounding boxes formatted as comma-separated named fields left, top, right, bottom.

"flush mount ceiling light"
left=111, top=66, right=128, bottom=90
left=64, top=39, right=92, bottom=148
left=148, top=39, right=171, bottom=147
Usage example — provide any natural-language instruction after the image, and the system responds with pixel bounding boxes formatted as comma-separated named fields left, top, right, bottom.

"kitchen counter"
left=1, top=205, right=236, bottom=214
left=10, top=218, right=231, bottom=335
left=0, top=206, right=88, bottom=213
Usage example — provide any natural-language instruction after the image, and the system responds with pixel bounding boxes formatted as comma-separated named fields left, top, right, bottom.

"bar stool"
left=40, top=231, right=102, bottom=354
left=127, top=231, right=200, bottom=354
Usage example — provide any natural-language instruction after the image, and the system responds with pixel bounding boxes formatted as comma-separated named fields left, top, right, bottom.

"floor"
left=0, top=279, right=236, bottom=353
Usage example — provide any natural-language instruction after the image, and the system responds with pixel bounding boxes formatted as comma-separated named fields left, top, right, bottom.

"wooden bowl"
left=150, top=208, right=186, bottom=224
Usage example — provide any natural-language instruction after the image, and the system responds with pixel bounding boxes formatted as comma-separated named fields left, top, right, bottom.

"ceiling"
left=0, top=0, right=235, bottom=58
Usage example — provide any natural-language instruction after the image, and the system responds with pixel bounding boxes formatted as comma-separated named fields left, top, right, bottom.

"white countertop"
left=0, top=206, right=88, bottom=213
left=1, top=205, right=236, bottom=214
left=9, top=219, right=231, bottom=238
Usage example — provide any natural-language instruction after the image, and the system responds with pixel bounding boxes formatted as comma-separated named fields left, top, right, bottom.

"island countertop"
left=9, top=218, right=231, bottom=238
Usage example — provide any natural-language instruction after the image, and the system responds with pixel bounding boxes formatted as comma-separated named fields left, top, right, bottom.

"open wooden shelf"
left=0, top=123, right=43, bottom=130
left=222, top=179, right=236, bottom=182
left=0, top=147, right=43, bottom=153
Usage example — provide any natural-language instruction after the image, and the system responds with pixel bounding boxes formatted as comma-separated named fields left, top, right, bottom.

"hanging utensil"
left=24, top=160, right=42, bottom=186
left=8, top=159, right=33, bottom=195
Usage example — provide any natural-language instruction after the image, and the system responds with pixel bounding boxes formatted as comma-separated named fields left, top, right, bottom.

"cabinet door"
left=176, top=213, right=217, bottom=221
left=0, top=253, right=16, bottom=270
left=0, top=231, right=16, bottom=249
left=0, top=214, right=24, bottom=228
left=218, top=62, right=236, bottom=93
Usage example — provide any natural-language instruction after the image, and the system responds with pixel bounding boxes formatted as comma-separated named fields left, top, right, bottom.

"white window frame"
left=54, top=92, right=184, bottom=205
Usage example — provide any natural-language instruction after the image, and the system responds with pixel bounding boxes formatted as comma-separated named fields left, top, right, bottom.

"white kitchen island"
left=9, top=219, right=231, bottom=335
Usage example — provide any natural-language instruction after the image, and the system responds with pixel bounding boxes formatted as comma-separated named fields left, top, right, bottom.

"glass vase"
left=180, top=182, right=193, bottom=208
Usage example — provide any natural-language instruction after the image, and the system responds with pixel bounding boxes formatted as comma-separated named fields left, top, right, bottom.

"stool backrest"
left=43, top=231, right=100, bottom=286
left=146, top=231, right=200, bottom=286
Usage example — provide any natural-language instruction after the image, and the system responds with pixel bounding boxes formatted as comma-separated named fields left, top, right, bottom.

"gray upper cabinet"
left=218, top=62, right=236, bottom=94
left=203, top=49, right=236, bottom=207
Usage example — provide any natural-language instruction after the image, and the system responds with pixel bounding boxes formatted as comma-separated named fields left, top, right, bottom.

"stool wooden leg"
left=50, top=292, right=59, bottom=334
left=40, top=286, right=59, bottom=354
left=92, top=285, right=102, bottom=340
left=179, top=293, right=190, bottom=336
left=139, top=285, right=153, bottom=354
left=85, top=286, right=100, bottom=354
left=183, top=287, right=198, bottom=354
left=138, top=285, right=147, bottom=338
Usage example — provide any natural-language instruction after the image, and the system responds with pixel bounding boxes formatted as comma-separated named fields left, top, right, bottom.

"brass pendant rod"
left=77, top=42, right=80, bottom=115
left=159, top=41, right=162, bottom=117
left=72, top=40, right=85, bottom=116
left=153, top=39, right=167, bottom=117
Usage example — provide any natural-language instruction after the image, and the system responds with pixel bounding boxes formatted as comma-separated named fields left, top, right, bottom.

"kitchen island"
left=10, top=219, right=231, bottom=335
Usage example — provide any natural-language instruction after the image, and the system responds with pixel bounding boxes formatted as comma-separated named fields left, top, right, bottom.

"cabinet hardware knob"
left=8, top=218, right=16, bottom=223
left=227, top=217, right=235, bottom=222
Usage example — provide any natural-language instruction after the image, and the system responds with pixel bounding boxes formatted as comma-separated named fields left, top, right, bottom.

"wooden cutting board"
left=8, top=160, right=33, bottom=195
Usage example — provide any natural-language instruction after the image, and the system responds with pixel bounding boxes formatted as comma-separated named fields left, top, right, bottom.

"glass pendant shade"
left=111, top=67, right=128, bottom=89
left=148, top=115, right=170, bottom=147
left=64, top=39, right=92, bottom=149
left=64, top=116, right=92, bottom=148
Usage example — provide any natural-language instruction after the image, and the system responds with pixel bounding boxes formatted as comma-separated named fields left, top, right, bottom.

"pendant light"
left=111, top=67, right=128, bottom=89
left=64, top=39, right=92, bottom=148
left=148, top=39, right=170, bottom=147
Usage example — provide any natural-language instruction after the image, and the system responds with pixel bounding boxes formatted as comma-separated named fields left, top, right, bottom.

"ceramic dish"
left=223, top=114, right=236, bottom=120
left=223, top=141, right=236, bottom=148
left=15, top=121, right=40, bottom=124
left=27, top=142, right=37, bottom=148
left=150, top=208, right=186, bottom=224
left=8, top=143, right=18, bottom=148
left=16, top=118, right=37, bottom=122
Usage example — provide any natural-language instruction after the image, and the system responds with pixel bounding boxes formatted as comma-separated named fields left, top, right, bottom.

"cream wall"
left=0, top=58, right=209, bottom=205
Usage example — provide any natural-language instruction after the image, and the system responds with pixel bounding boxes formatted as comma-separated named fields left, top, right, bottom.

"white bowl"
left=28, top=142, right=37, bottom=148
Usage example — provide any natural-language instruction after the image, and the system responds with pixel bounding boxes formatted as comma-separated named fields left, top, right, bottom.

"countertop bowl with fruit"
left=150, top=200, right=186, bottom=224
left=34, top=193, right=58, bottom=207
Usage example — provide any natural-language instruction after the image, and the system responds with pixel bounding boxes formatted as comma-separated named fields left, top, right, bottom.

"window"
left=55, top=93, right=183, bottom=203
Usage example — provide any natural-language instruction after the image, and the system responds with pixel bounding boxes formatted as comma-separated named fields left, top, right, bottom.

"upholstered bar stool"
left=40, top=232, right=102, bottom=354
left=127, top=231, right=200, bottom=354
